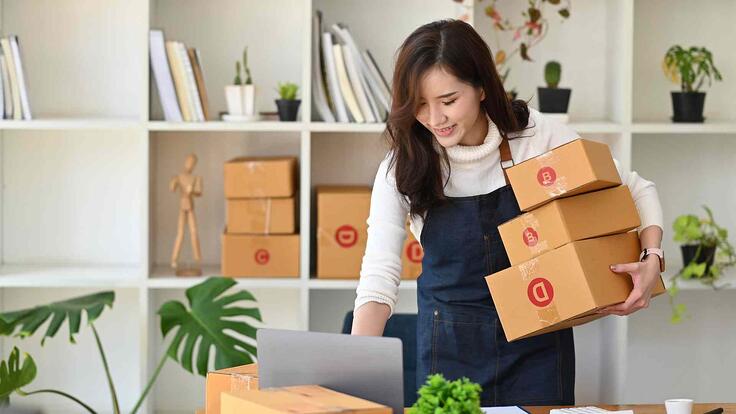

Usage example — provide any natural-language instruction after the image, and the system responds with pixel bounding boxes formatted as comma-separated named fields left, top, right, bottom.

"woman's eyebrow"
left=434, top=91, right=458, bottom=99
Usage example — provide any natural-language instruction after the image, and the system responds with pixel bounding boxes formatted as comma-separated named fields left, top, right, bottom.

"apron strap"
left=499, top=137, right=514, bottom=185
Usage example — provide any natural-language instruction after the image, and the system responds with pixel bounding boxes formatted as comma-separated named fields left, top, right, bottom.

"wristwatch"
left=640, top=248, right=665, bottom=272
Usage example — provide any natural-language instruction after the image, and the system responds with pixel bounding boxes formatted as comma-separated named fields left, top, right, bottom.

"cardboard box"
left=206, top=363, right=259, bottom=414
left=224, top=157, right=297, bottom=198
left=226, top=197, right=296, bottom=234
left=401, top=219, right=423, bottom=279
left=316, top=186, right=371, bottom=279
left=220, top=385, right=391, bottom=414
left=485, top=232, right=665, bottom=342
left=507, top=139, right=621, bottom=211
left=221, top=233, right=299, bottom=277
left=499, top=185, right=640, bottom=265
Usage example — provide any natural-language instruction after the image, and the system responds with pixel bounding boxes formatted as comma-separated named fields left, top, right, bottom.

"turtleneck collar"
left=444, top=112, right=502, bottom=164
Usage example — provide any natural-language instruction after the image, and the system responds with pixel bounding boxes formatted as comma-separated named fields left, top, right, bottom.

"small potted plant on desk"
left=669, top=205, right=735, bottom=323
left=275, top=82, right=301, bottom=122
left=662, top=45, right=723, bottom=123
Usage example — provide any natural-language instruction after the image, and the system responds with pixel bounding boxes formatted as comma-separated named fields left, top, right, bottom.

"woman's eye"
left=443, top=99, right=456, bottom=106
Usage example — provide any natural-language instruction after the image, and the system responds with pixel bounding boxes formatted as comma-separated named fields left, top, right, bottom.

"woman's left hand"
left=597, top=256, right=662, bottom=316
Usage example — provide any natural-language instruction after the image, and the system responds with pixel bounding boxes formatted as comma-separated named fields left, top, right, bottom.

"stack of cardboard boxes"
left=486, top=139, right=666, bottom=341
left=221, top=157, right=299, bottom=277
left=316, top=186, right=423, bottom=279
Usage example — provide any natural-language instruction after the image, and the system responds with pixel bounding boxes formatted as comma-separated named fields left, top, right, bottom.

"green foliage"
left=276, top=82, right=299, bottom=100
left=243, top=47, right=252, bottom=85
left=544, top=60, right=561, bottom=88
left=0, top=292, right=114, bottom=345
left=409, top=374, right=483, bottom=414
left=663, top=45, right=722, bottom=92
left=234, top=61, right=243, bottom=85
left=159, top=277, right=261, bottom=376
left=0, top=347, right=37, bottom=406
left=669, top=206, right=735, bottom=323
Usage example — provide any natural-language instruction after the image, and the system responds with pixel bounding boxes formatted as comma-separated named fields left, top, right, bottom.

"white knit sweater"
left=354, top=108, right=663, bottom=316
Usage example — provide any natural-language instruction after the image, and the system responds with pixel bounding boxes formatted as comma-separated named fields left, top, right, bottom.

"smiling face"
left=415, top=65, right=488, bottom=148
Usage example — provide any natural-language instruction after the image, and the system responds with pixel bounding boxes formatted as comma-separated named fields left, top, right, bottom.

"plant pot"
left=671, top=91, right=706, bottom=123
left=224, top=85, right=244, bottom=115
left=537, top=87, right=571, bottom=113
left=242, top=84, right=256, bottom=116
left=681, top=244, right=716, bottom=273
left=275, top=99, right=301, bottom=121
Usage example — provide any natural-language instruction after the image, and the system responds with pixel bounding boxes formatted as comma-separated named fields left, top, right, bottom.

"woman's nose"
left=428, top=106, right=447, bottom=127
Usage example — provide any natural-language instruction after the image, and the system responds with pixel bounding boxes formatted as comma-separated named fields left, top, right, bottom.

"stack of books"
left=312, top=11, right=391, bottom=123
left=149, top=30, right=211, bottom=122
left=0, top=35, right=32, bottom=120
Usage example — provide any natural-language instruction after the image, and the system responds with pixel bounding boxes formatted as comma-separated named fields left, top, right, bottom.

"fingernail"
left=609, top=265, right=615, bottom=271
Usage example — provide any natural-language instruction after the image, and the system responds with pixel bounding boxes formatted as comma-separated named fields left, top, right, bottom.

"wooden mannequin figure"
left=170, top=153, right=203, bottom=276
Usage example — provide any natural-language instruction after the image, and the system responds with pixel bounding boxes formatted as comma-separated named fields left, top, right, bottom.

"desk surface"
left=405, top=404, right=734, bottom=414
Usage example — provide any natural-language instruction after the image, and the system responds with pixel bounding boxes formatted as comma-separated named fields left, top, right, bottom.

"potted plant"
left=275, top=82, right=301, bottom=122
left=224, top=60, right=245, bottom=116
left=409, top=373, right=483, bottom=414
left=538, top=60, right=571, bottom=114
left=669, top=206, right=735, bottom=323
left=662, top=45, right=723, bottom=123
left=224, top=47, right=258, bottom=121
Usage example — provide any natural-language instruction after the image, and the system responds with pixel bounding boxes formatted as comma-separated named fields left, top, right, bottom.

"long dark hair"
left=385, top=19, right=530, bottom=218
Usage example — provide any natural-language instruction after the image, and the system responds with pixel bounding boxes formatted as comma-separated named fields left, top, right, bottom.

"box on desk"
left=224, top=156, right=297, bottom=199
left=221, top=232, right=299, bottom=277
left=486, top=232, right=665, bottom=342
left=507, top=139, right=621, bottom=211
left=226, top=197, right=296, bottom=234
left=316, top=186, right=371, bottom=279
left=220, top=385, right=391, bottom=414
left=499, top=185, right=640, bottom=265
left=205, top=363, right=259, bottom=414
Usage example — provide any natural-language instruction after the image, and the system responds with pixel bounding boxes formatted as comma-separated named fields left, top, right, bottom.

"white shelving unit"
left=1, top=0, right=734, bottom=413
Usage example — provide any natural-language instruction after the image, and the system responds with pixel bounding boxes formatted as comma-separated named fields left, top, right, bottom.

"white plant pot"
left=224, top=85, right=244, bottom=115
left=242, top=84, right=256, bottom=116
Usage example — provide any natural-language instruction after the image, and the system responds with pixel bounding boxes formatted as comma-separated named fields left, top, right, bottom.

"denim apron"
left=415, top=137, right=576, bottom=406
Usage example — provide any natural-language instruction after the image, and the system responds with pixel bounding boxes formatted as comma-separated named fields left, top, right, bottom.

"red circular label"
left=527, top=277, right=554, bottom=307
left=522, top=227, right=539, bottom=247
left=254, top=249, right=270, bottom=265
left=406, top=241, right=424, bottom=263
left=537, top=166, right=557, bottom=186
left=335, top=225, right=358, bottom=248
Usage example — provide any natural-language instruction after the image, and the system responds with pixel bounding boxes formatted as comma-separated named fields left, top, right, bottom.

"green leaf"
left=520, top=42, right=531, bottom=61
left=158, top=277, right=262, bottom=376
left=528, top=7, right=541, bottom=23
left=411, top=374, right=482, bottom=414
left=0, top=292, right=114, bottom=345
left=558, top=8, right=570, bottom=18
left=0, top=347, right=37, bottom=405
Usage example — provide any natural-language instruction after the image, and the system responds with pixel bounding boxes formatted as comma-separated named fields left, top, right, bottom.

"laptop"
left=257, top=328, right=404, bottom=414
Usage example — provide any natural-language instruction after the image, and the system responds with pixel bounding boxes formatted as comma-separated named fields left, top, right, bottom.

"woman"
left=351, top=19, right=664, bottom=406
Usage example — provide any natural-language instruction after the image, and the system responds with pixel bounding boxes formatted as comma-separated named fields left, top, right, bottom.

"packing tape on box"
left=263, top=198, right=271, bottom=235
left=244, top=161, right=267, bottom=197
left=518, top=258, right=561, bottom=327
left=229, top=372, right=258, bottom=393
left=534, top=151, right=570, bottom=198
left=517, top=212, right=550, bottom=255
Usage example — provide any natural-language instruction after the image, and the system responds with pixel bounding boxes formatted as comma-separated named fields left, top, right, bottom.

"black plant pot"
left=275, top=99, right=301, bottom=121
left=671, top=92, right=706, bottom=123
left=681, top=244, right=716, bottom=274
left=537, top=87, right=571, bottom=113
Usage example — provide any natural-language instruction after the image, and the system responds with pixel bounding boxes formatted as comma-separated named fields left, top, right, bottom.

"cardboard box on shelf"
left=220, top=385, right=391, bottom=414
left=206, top=363, right=259, bottom=414
left=226, top=197, right=296, bottom=234
left=401, top=219, right=423, bottom=280
left=221, top=232, right=299, bottom=277
left=316, top=186, right=371, bottom=279
left=507, top=139, right=621, bottom=211
left=224, top=156, right=297, bottom=199
left=485, top=232, right=665, bottom=342
left=499, top=185, right=640, bottom=265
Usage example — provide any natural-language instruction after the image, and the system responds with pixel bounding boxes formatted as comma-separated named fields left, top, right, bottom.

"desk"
left=405, top=404, right=735, bottom=414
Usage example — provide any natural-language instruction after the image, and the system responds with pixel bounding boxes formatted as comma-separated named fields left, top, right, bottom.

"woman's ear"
left=480, top=88, right=486, bottom=102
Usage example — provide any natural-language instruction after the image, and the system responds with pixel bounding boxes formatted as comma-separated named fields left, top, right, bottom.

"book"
left=177, top=42, right=204, bottom=121
left=149, top=30, right=183, bottom=122
left=363, top=50, right=391, bottom=109
left=321, top=32, right=349, bottom=122
left=188, top=47, right=210, bottom=121
left=9, top=36, right=31, bottom=120
left=0, top=57, right=10, bottom=119
left=165, top=40, right=192, bottom=121
left=0, top=54, right=4, bottom=118
left=338, top=40, right=375, bottom=122
left=332, top=43, right=363, bottom=123
left=1, top=37, right=21, bottom=120
left=311, top=11, right=335, bottom=122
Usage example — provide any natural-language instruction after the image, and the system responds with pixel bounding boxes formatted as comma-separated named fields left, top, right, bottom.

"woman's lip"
left=434, top=124, right=456, bottom=137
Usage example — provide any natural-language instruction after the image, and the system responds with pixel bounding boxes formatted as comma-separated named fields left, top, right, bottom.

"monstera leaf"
left=159, top=277, right=261, bottom=376
left=0, top=347, right=37, bottom=405
left=0, top=292, right=114, bottom=345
